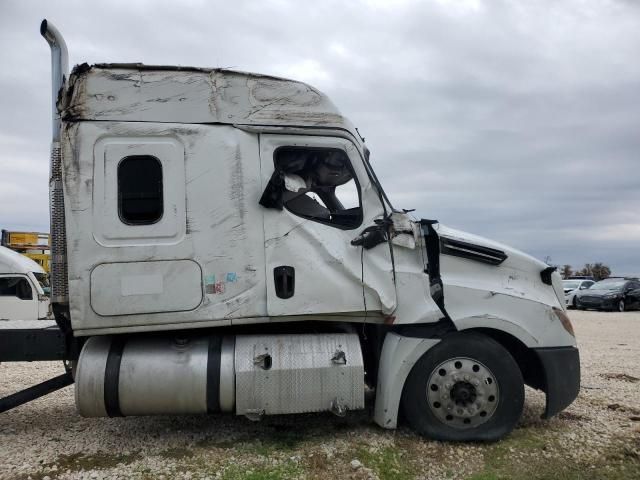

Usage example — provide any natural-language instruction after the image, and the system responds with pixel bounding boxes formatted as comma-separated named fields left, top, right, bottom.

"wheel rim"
left=619, top=300, right=625, bottom=312
left=426, top=357, right=499, bottom=429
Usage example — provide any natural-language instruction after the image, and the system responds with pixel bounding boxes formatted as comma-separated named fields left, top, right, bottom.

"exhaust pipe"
left=40, top=19, right=68, bottom=141
left=40, top=19, right=69, bottom=309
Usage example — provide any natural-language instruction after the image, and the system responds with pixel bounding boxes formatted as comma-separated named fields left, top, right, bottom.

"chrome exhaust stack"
left=40, top=19, right=68, bottom=142
left=40, top=19, right=69, bottom=308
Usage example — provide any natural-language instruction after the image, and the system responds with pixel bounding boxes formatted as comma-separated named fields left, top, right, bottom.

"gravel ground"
left=1, top=310, right=639, bottom=480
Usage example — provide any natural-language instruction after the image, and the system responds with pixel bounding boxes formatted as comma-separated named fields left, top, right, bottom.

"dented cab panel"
left=434, top=224, right=575, bottom=348
left=60, top=64, right=353, bottom=130
left=63, top=122, right=268, bottom=335
left=259, top=134, right=397, bottom=317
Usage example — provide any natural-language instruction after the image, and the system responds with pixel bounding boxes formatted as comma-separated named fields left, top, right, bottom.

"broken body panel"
left=59, top=65, right=571, bottom=345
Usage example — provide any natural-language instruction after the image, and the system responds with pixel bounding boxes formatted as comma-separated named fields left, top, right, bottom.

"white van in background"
left=0, top=246, right=51, bottom=320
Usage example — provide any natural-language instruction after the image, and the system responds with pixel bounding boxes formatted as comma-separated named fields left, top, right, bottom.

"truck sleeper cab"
left=0, top=20, right=580, bottom=442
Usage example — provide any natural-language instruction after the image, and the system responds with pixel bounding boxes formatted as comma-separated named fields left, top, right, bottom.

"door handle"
left=274, top=266, right=295, bottom=299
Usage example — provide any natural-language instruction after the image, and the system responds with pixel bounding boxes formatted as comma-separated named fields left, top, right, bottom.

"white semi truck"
left=0, top=246, right=50, bottom=320
left=0, top=20, right=579, bottom=442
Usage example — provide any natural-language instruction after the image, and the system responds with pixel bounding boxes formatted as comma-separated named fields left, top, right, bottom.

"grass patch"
left=17, top=451, right=141, bottom=480
left=354, top=445, right=416, bottom=480
left=197, top=426, right=307, bottom=455
left=55, top=451, right=140, bottom=471
left=465, top=430, right=640, bottom=480
left=220, top=460, right=303, bottom=480
left=158, top=446, right=195, bottom=460
left=467, top=462, right=640, bottom=480
left=466, top=474, right=500, bottom=480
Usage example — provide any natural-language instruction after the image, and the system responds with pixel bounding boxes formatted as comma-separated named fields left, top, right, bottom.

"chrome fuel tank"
left=75, top=335, right=235, bottom=417
left=74, top=333, right=364, bottom=418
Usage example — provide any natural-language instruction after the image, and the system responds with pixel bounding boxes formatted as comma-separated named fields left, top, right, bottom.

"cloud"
left=0, top=0, right=639, bottom=273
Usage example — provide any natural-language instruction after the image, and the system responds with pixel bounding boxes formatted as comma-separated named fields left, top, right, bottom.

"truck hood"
left=434, top=224, right=564, bottom=308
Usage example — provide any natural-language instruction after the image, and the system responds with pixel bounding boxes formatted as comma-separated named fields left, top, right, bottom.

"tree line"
left=559, top=263, right=611, bottom=281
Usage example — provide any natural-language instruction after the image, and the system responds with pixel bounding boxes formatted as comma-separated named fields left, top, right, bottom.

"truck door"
left=259, top=134, right=396, bottom=318
left=0, top=274, right=38, bottom=320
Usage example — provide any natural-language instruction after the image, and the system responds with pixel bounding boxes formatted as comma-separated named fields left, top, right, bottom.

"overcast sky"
left=1, top=0, right=639, bottom=274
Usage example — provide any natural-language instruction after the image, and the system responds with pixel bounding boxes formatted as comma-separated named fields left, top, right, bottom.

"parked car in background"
left=563, top=278, right=594, bottom=308
left=576, top=277, right=640, bottom=312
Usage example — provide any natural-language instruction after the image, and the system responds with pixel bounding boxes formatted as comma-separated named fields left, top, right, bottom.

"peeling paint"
left=59, top=64, right=358, bottom=135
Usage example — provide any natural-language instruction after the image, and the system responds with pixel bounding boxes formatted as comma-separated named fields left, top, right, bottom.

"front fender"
left=373, top=333, right=440, bottom=429
left=444, top=285, right=576, bottom=348
left=454, top=314, right=539, bottom=347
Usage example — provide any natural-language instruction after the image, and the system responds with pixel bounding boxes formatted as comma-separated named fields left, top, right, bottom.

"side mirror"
left=259, top=169, right=285, bottom=210
left=351, top=223, right=389, bottom=250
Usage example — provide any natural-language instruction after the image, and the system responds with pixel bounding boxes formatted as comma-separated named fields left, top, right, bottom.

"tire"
left=617, top=299, right=625, bottom=312
left=571, top=296, right=577, bottom=309
left=401, top=331, right=524, bottom=442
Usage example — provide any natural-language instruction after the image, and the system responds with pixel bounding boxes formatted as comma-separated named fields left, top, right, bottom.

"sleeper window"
left=118, top=155, right=164, bottom=225
left=275, top=147, right=363, bottom=229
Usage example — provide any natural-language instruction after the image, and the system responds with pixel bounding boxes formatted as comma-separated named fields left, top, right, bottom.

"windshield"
left=562, top=280, right=581, bottom=289
left=590, top=280, right=626, bottom=291
left=362, top=146, right=394, bottom=213
left=33, top=272, right=50, bottom=295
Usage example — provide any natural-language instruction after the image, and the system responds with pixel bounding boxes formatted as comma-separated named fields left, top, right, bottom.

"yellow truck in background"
left=1, top=230, right=51, bottom=273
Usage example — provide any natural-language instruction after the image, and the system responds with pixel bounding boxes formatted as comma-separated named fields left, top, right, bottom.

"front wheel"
left=401, top=331, right=524, bottom=442
left=617, top=299, right=625, bottom=312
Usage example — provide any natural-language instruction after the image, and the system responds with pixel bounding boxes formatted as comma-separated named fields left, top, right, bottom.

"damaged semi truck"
left=0, top=20, right=580, bottom=442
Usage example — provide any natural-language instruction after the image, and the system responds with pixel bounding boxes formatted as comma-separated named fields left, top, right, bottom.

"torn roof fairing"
left=59, top=64, right=358, bottom=135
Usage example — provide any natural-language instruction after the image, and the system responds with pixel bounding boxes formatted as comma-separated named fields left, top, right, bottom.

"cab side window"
left=274, top=147, right=363, bottom=229
left=0, top=277, right=33, bottom=300
left=118, top=155, right=164, bottom=225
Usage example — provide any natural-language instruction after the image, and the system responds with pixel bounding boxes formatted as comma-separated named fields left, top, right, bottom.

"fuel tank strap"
left=206, top=336, right=222, bottom=413
left=104, top=337, right=125, bottom=417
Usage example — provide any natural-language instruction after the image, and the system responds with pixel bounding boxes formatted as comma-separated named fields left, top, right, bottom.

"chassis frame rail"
left=1, top=320, right=76, bottom=413
left=0, top=320, right=68, bottom=362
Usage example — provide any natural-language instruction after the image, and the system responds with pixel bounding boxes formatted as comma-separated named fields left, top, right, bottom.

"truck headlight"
left=553, top=307, right=575, bottom=337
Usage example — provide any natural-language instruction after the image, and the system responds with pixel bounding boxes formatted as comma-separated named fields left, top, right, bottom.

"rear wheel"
left=401, top=332, right=524, bottom=442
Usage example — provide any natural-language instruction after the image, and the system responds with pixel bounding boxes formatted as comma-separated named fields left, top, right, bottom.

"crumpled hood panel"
left=435, top=223, right=562, bottom=308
